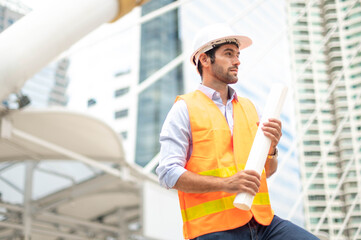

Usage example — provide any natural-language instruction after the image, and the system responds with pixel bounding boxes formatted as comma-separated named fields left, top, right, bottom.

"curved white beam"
left=0, top=0, right=146, bottom=102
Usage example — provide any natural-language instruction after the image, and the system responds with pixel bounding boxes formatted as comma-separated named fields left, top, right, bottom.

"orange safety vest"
left=176, top=90, right=274, bottom=239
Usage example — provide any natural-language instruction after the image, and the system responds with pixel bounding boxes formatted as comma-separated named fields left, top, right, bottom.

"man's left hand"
left=261, top=118, right=282, bottom=154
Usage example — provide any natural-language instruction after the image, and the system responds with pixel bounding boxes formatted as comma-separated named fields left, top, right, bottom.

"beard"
left=211, top=62, right=238, bottom=84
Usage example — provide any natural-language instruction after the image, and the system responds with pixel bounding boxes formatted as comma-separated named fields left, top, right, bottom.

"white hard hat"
left=190, top=23, right=252, bottom=66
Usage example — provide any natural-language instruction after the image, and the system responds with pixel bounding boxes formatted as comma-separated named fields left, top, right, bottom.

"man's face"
left=210, top=44, right=240, bottom=84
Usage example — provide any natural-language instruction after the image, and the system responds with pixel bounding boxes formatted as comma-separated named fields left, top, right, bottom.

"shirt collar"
left=197, top=84, right=238, bottom=102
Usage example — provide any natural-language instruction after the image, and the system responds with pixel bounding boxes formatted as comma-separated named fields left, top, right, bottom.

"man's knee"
left=268, top=216, right=320, bottom=240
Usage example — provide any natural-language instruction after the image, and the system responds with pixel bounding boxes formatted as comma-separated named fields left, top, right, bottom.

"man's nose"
left=234, top=57, right=240, bottom=66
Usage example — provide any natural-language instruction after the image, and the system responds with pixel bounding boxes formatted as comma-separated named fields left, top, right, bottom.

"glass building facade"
left=287, top=0, right=361, bottom=239
left=136, top=0, right=183, bottom=167
left=22, top=58, right=70, bottom=107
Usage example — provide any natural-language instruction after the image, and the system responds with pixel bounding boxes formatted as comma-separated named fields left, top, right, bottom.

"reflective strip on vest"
left=181, top=193, right=270, bottom=222
left=199, top=165, right=240, bottom=177
left=199, top=164, right=265, bottom=178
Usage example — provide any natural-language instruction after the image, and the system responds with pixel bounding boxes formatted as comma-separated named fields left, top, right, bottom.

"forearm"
left=265, top=156, right=278, bottom=178
left=174, top=169, right=261, bottom=196
left=262, top=118, right=282, bottom=178
left=173, top=171, right=225, bottom=193
left=264, top=146, right=277, bottom=178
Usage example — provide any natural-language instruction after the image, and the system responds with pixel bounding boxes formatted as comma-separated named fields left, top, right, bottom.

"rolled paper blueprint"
left=233, top=83, right=288, bottom=210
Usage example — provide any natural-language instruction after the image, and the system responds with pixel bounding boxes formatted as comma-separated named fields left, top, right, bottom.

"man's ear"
left=199, top=53, right=209, bottom=67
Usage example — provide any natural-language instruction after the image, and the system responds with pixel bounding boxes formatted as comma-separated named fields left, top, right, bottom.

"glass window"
left=346, top=21, right=361, bottom=30
left=114, top=87, right=130, bottom=98
left=346, top=31, right=361, bottom=40
left=333, top=218, right=343, bottom=223
left=309, top=206, right=325, bottom=212
left=299, top=99, right=316, bottom=104
left=310, top=183, right=324, bottom=189
left=120, top=131, right=128, bottom=140
left=298, top=88, right=315, bottom=93
left=351, top=216, right=361, bottom=223
left=291, top=3, right=305, bottom=7
left=345, top=11, right=361, bottom=20
left=332, top=206, right=342, bottom=211
left=303, top=140, right=320, bottom=145
left=308, top=195, right=326, bottom=201
left=328, top=173, right=338, bottom=178
left=7, top=18, right=14, bottom=25
left=87, top=98, right=96, bottom=107
left=114, top=69, right=131, bottom=77
left=306, top=130, right=319, bottom=135
left=309, top=214, right=320, bottom=223
left=347, top=171, right=356, bottom=177
left=115, top=109, right=129, bottom=119
left=306, top=162, right=318, bottom=167
left=301, top=109, right=314, bottom=114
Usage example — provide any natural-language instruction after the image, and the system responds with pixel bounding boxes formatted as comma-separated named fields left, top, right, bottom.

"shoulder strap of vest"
left=237, top=97, right=259, bottom=124
left=232, top=97, right=259, bottom=169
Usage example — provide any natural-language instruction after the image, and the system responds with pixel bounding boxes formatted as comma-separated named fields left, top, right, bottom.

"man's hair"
left=197, top=42, right=239, bottom=77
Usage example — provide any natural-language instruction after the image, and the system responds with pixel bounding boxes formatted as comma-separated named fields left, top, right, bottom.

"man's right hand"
left=223, top=170, right=261, bottom=196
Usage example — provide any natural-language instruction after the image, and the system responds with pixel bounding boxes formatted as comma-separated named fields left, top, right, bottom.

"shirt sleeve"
left=156, top=100, right=191, bottom=189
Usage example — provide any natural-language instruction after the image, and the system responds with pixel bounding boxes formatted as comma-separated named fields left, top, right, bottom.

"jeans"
left=191, top=215, right=320, bottom=240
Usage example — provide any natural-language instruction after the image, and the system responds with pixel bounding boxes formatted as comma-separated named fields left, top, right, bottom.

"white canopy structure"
left=0, top=109, right=150, bottom=239
left=0, top=108, right=182, bottom=239
left=0, top=109, right=126, bottom=163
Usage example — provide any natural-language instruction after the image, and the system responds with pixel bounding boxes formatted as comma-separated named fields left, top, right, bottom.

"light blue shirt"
left=156, top=85, right=238, bottom=189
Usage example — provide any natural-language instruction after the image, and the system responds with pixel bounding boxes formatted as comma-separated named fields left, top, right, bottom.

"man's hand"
left=223, top=170, right=261, bottom=196
left=261, top=118, right=282, bottom=154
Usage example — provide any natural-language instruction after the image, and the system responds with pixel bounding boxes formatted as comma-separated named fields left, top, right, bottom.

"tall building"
left=135, top=0, right=183, bottom=167
left=0, top=0, right=29, bottom=30
left=0, top=0, right=70, bottom=109
left=287, top=0, right=361, bottom=239
left=71, top=0, right=184, bottom=167
left=22, top=58, right=70, bottom=107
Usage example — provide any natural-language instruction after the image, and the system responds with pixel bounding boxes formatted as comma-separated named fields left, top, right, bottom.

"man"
left=156, top=24, right=319, bottom=240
